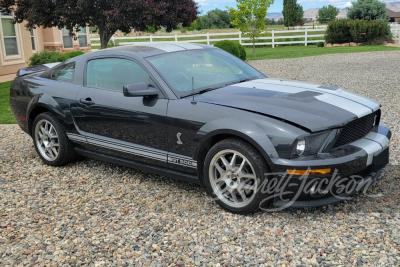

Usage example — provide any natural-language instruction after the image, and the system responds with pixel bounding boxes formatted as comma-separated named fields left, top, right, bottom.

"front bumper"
left=269, top=123, right=391, bottom=207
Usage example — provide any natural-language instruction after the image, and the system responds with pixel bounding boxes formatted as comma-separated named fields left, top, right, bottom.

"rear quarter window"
left=51, top=62, right=75, bottom=81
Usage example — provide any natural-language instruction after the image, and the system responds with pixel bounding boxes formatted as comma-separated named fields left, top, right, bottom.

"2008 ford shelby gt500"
left=9, top=44, right=390, bottom=214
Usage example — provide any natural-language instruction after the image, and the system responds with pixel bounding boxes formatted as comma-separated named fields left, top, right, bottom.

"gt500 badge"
left=168, top=156, right=197, bottom=168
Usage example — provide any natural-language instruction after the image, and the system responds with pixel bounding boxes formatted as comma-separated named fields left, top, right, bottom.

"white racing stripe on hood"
left=233, top=80, right=373, bottom=118
left=315, top=94, right=372, bottom=118
left=249, top=79, right=380, bottom=111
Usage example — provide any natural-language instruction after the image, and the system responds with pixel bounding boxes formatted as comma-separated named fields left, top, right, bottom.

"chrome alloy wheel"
left=35, top=119, right=60, bottom=161
left=209, top=149, right=259, bottom=208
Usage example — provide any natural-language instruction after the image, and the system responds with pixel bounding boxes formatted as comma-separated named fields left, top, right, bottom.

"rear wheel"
left=33, top=112, right=78, bottom=166
left=204, top=138, right=270, bottom=214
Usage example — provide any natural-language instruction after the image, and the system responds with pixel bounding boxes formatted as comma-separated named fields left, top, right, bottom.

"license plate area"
left=371, top=147, right=389, bottom=172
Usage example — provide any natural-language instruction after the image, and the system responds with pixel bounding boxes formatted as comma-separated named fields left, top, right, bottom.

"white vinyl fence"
left=91, top=29, right=326, bottom=51
left=90, top=24, right=400, bottom=51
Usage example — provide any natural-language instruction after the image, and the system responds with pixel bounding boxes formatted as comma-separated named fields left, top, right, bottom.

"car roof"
left=96, top=43, right=214, bottom=57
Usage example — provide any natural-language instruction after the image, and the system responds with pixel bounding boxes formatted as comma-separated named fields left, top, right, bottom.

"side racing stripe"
left=67, top=133, right=197, bottom=168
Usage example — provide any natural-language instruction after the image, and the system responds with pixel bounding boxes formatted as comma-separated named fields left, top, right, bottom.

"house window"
left=78, top=27, right=87, bottom=47
left=30, top=29, right=36, bottom=51
left=62, top=28, right=73, bottom=48
left=1, top=17, right=18, bottom=56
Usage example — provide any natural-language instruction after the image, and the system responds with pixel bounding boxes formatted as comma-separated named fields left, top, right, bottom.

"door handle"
left=80, top=98, right=95, bottom=106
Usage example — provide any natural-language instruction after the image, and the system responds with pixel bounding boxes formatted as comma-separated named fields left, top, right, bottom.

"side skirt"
left=74, top=147, right=201, bottom=185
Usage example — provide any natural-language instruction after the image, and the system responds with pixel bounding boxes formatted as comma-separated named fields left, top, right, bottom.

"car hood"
left=195, top=78, right=380, bottom=132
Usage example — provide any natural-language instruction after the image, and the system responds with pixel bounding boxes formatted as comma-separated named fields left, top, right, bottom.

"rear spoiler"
left=17, top=62, right=61, bottom=77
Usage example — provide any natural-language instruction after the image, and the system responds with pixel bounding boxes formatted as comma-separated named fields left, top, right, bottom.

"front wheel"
left=33, top=112, right=78, bottom=166
left=203, top=138, right=270, bottom=214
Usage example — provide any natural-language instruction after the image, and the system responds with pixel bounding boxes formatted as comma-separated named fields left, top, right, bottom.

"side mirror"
left=123, top=82, right=159, bottom=97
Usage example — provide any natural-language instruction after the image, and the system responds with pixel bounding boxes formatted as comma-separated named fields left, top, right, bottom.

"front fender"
left=192, top=118, right=279, bottom=167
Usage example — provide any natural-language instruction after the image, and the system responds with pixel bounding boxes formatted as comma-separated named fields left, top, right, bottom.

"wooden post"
left=150, top=35, right=153, bottom=43
left=239, top=31, right=242, bottom=45
left=272, top=30, right=275, bottom=48
left=207, top=33, right=210, bottom=45
left=175, top=34, right=178, bottom=42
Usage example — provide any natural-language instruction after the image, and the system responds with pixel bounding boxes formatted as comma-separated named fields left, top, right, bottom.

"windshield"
left=147, top=49, right=265, bottom=97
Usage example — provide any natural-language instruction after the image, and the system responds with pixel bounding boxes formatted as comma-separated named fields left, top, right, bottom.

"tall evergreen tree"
left=283, top=0, right=298, bottom=28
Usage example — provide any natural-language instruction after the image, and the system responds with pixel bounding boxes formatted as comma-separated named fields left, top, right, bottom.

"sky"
left=197, top=0, right=396, bottom=14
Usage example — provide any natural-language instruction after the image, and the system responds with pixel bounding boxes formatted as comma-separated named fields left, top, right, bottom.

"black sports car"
left=9, top=44, right=390, bottom=214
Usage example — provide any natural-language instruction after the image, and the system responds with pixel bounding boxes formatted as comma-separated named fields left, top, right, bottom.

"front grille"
left=332, top=112, right=378, bottom=149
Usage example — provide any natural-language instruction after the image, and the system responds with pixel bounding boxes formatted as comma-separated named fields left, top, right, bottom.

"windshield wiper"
left=227, top=78, right=253, bottom=86
left=179, top=78, right=254, bottom=99
left=180, top=86, right=223, bottom=99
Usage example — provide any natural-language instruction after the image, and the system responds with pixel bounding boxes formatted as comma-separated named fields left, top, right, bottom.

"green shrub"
left=214, top=40, right=240, bottom=58
left=214, top=40, right=247, bottom=60
left=236, top=42, right=246, bottom=60
left=29, top=50, right=85, bottom=66
left=316, top=42, right=325, bottom=47
left=64, top=51, right=84, bottom=59
left=28, top=51, right=69, bottom=66
left=326, top=19, right=389, bottom=44
left=325, top=19, right=351, bottom=44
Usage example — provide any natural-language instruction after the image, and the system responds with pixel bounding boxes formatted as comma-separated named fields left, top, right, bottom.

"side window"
left=51, top=63, right=75, bottom=81
left=86, top=58, right=150, bottom=92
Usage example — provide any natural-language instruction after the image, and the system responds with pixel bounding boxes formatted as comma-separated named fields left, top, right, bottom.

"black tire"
left=32, top=112, right=78, bottom=166
left=203, top=138, right=271, bottom=214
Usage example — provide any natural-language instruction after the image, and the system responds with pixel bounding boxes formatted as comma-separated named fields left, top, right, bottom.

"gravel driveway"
left=1, top=51, right=400, bottom=266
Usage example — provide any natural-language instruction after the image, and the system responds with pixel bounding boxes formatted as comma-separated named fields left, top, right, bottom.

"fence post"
left=272, top=30, right=275, bottom=48
left=150, top=35, right=153, bottom=43
left=111, top=36, right=115, bottom=46
left=207, top=33, right=210, bottom=45
left=239, top=31, right=242, bottom=45
left=175, top=34, right=178, bottom=42
left=305, top=29, right=308, bottom=47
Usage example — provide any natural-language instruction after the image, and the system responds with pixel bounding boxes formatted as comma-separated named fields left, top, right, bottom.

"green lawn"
left=0, top=81, right=16, bottom=124
left=245, top=45, right=400, bottom=60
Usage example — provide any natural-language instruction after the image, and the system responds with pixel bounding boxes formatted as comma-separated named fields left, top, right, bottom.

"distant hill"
left=337, top=8, right=348, bottom=19
left=303, top=8, right=319, bottom=20
left=266, top=12, right=283, bottom=20
left=386, top=2, right=400, bottom=12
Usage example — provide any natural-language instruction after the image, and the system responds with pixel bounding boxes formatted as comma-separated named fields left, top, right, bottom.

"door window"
left=86, top=58, right=150, bottom=92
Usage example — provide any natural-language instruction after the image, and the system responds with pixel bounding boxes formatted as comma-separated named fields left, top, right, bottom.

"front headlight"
left=291, top=131, right=330, bottom=158
left=296, top=139, right=306, bottom=155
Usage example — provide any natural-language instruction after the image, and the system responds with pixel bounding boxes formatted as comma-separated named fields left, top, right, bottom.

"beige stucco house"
left=0, top=11, right=91, bottom=76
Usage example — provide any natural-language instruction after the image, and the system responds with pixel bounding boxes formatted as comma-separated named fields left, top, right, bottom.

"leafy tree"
left=194, top=9, right=233, bottom=30
left=0, top=0, right=198, bottom=49
left=317, top=5, right=340, bottom=24
left=347, top=0, right=387, bottom=21
left=228, top=0, right=274, bottom=59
